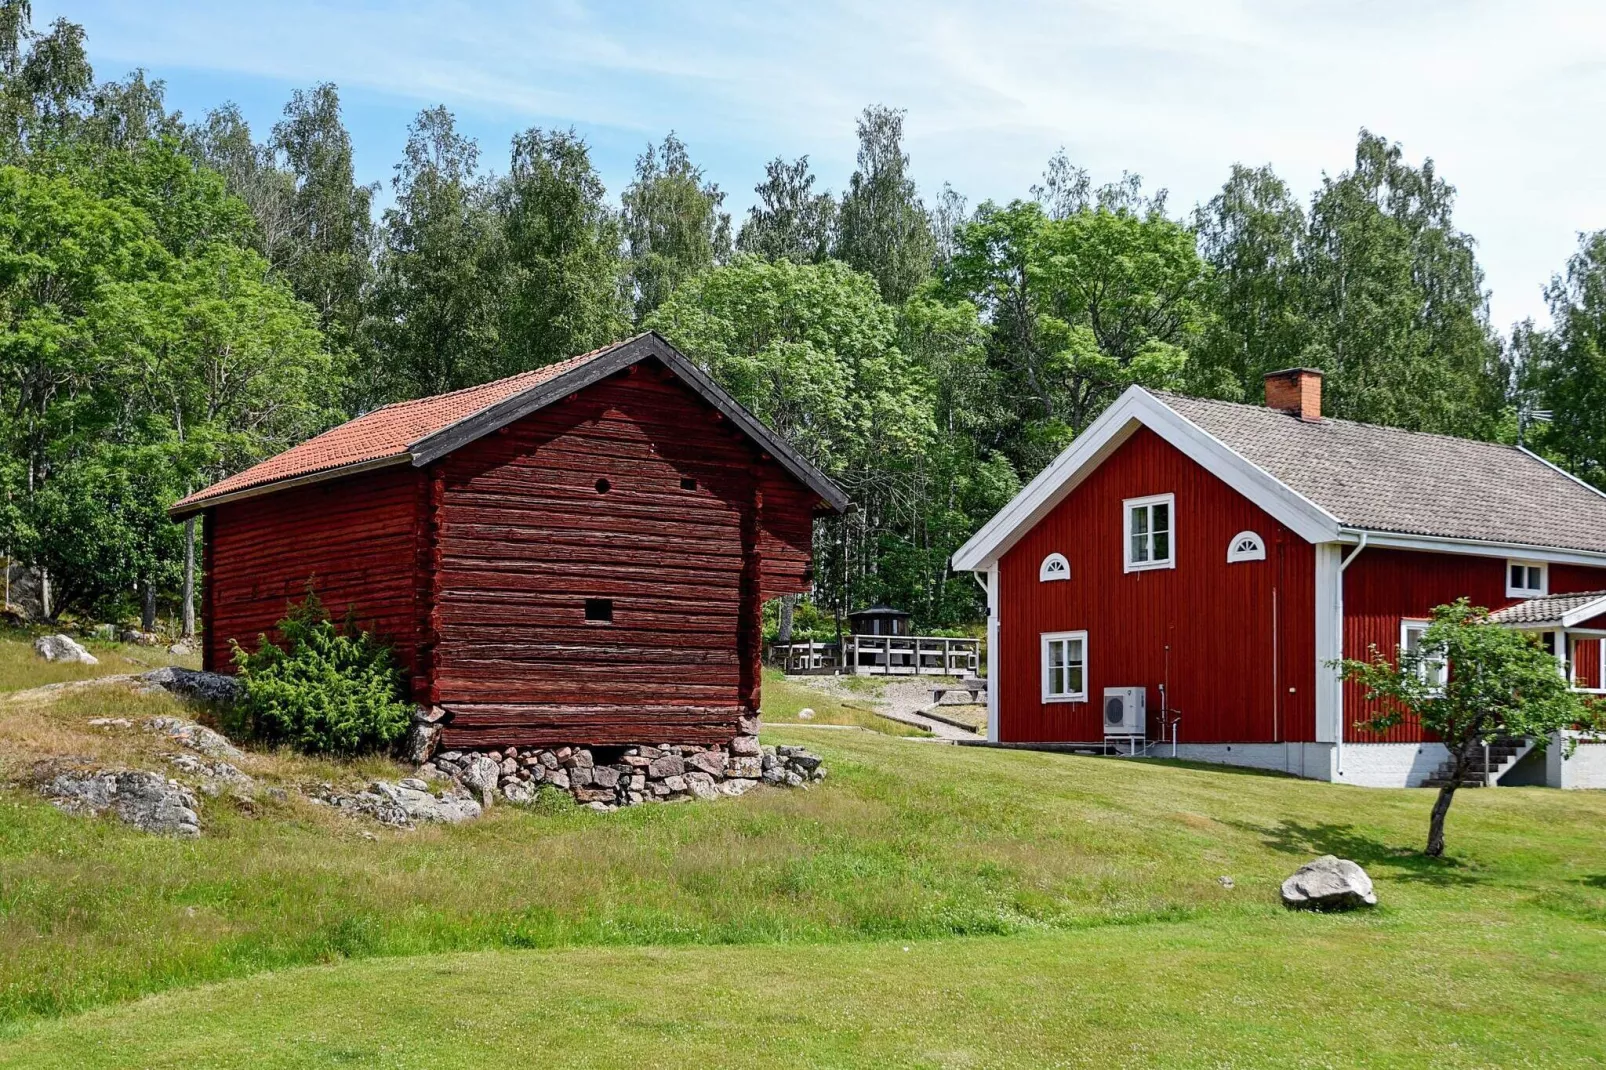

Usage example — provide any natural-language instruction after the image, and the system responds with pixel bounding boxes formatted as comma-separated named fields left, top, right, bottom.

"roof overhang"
left=1335, top=530, right=1606, bottom=569
left=950, top=386, right=1342, bottom=572
left=171, top=333, right=849, bottom=519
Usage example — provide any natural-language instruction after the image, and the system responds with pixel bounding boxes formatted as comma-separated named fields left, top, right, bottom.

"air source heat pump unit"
left=1103, top=687, right=1146, bottom=735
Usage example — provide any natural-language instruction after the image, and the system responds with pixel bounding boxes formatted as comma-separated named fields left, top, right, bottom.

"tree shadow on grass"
left=1223, top=819, right=1483, bottom=887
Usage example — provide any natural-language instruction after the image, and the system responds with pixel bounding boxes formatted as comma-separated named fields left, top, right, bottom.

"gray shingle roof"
left=1156, top=392, right=1606, bottom=555
left=1489, top=592, right=1606, bottom=625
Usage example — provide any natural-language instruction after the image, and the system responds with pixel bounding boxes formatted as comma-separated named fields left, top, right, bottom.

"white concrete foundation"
left=1159, top=742, right=1449, bottom=788
left=1547, top=734, right=1606, bottom=789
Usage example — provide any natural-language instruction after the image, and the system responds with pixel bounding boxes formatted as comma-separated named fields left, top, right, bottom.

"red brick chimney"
left=1264, top=368, right=1323, bottom=422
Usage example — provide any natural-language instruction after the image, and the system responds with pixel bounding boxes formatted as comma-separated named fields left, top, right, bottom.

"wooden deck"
left=770, top=635, right=979, bottom=677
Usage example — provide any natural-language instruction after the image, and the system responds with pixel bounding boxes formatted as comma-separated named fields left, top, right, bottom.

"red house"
left=171, top=333, right=847, bottom=750
left=952, top=369, right=1606, bottom=788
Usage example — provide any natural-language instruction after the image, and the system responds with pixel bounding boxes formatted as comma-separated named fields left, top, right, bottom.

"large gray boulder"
left=139, top=667, right=240, bottom=706
left=1281, top=855, right=1377, bottom=911
left=46, top=770, right=200, bottom=837
left=34, top=634, right=97, bottom=665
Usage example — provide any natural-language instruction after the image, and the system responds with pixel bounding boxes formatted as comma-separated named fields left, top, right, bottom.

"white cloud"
left=44, top=0, right=1606, bottom=327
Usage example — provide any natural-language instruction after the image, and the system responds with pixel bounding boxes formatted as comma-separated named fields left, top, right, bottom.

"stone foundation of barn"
left=417, top=731, right=825, bottom=811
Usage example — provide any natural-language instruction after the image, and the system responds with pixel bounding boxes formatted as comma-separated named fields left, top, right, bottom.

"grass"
left=0, top=640, right=1603, bottom=1065
left=0, top=626, right=198, bottom=693
left=760, top=667, right=927, bottom=735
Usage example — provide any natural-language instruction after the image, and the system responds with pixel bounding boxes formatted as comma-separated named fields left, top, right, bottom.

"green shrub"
left=229, top=588, right=412, bottom=756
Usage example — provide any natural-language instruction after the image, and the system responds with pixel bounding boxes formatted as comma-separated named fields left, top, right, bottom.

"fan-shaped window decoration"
left=1039, top=553, right=1070, bottom=582
left=1226, top=531, right=1266, bottom=563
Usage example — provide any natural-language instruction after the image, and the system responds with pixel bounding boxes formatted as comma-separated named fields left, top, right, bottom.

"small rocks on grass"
left=1281, top=855, right=1377, bottom=911
left=88, top=717, right=133, bottom=729
left=45, top=770, right=200, bottom=837
left=1218, top=876, right=1234, bottom=889
left=797, top=707, right=815, bottom=720
left=34, top=634, right=97, bottom=665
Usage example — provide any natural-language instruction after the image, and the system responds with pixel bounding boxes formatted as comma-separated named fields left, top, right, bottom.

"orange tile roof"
left=173, top=338, right=637, bottom=513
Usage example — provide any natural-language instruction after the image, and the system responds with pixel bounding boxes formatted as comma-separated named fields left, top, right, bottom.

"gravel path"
left=790, top=675, right=983, bottom=741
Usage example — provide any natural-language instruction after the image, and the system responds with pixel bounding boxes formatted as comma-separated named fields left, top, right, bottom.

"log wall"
left=203, top=465, right=426, bottom=675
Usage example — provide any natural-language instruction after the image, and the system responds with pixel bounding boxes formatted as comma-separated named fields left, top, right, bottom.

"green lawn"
left=0, top=647, right=1603, bottom=1065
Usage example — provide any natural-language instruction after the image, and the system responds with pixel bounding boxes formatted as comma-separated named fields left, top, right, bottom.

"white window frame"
left=1226, top=530, right=1266, bottom=563
left=1041, top=630, right=1088, bottom=703
left=1506, top=560, right=1547, bottom=598
left=1400, top=619, right=1447, bottom=694
left=1123, top=493, right=1176, bottom=573
left=1039, top=553, right=1070, bottom=582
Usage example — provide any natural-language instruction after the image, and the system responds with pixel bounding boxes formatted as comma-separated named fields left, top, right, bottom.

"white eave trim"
left=950, top=387, right=1341, bottom=571
left=1335, top=529, right=1606, bottom=570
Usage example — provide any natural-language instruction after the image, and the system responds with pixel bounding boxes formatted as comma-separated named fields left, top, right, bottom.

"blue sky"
left=36, top=0, right=1606, bottom=330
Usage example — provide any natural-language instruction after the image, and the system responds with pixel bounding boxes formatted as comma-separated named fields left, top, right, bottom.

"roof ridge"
left=1150, top=388, right=1526, bottom=453
left=367, top=334, right=646, bottom=414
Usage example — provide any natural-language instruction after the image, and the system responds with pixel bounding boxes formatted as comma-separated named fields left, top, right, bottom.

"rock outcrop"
left=139, top=667, right=241, bottom=706
left=44, top=770, right=201, bottom=837
left=142, top=715, right=244, bottom=761
left=1280, top=855, right=1377, bottom=911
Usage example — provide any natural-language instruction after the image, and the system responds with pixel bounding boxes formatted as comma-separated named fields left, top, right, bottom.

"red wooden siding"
left=1343, top=550, right=1606, bottom=741
left=203, top=465, right=425, bottom=675
left=432, top=365, right=819, bottom=748
left=1576, top=638, right=1603, bottom=691
left=997, top=427, right=1316, bottom=744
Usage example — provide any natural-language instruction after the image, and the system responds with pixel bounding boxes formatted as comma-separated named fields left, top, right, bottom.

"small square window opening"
left=680, top=477, right=697, bottom=490
left=585, top=598, right=613, bottom=623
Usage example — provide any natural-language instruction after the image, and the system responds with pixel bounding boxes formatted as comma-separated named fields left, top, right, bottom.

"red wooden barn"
left=953, top=368, right=1606, bottom=789
left=170, top=333, right=847, bottom=750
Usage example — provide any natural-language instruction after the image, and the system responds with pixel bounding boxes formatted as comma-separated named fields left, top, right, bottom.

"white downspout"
left=1335, top=531, right=1370, bottom=778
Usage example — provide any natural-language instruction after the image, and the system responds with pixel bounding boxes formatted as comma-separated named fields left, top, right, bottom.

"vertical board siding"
left=1576, top=638, right=1603, bottom=691
left=997, top=427, right=1316, bottom=744
left=1343, top=550, right=1606, bottom=741
left=205, top=465, right=424, bottom=675
left=434, top=365, right=820, bottom=747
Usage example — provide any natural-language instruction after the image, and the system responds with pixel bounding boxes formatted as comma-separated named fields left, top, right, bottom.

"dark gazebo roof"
left=848, top=605, right=910, bottom=619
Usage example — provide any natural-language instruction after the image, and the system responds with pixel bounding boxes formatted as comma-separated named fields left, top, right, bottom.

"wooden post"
left=181, top=514, right=196, bottom=638
left=737, top=483, right=764, bottom=716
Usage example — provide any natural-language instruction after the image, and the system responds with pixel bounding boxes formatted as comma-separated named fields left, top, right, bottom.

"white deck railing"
left=770, top=635, right=979, bottom=677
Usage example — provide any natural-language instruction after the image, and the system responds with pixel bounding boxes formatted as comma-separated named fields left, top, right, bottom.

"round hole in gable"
left=595, top=478, right=611, bottom=494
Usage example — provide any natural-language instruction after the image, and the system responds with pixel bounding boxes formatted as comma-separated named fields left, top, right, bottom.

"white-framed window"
left=1400, top=619, right=1447, bottom=693
left=1039, top=553, right=1070, bottom=582
left=1123, top=493, right=1175, bottom=573
left=1041, top=630, right=1088, bottom=703
left=1506, top=560, right=1547, bottom=597
left=1226, top=530, right=1266, bottom=563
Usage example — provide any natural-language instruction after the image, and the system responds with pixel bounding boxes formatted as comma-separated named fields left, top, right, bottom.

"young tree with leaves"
left=1340, top=599, right=1597, bottom=856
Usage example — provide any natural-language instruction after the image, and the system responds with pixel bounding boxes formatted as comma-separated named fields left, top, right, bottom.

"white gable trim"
left=951, top=387, right=1341, bottom=571
left=1563, top=595, right=1606, bottom=629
